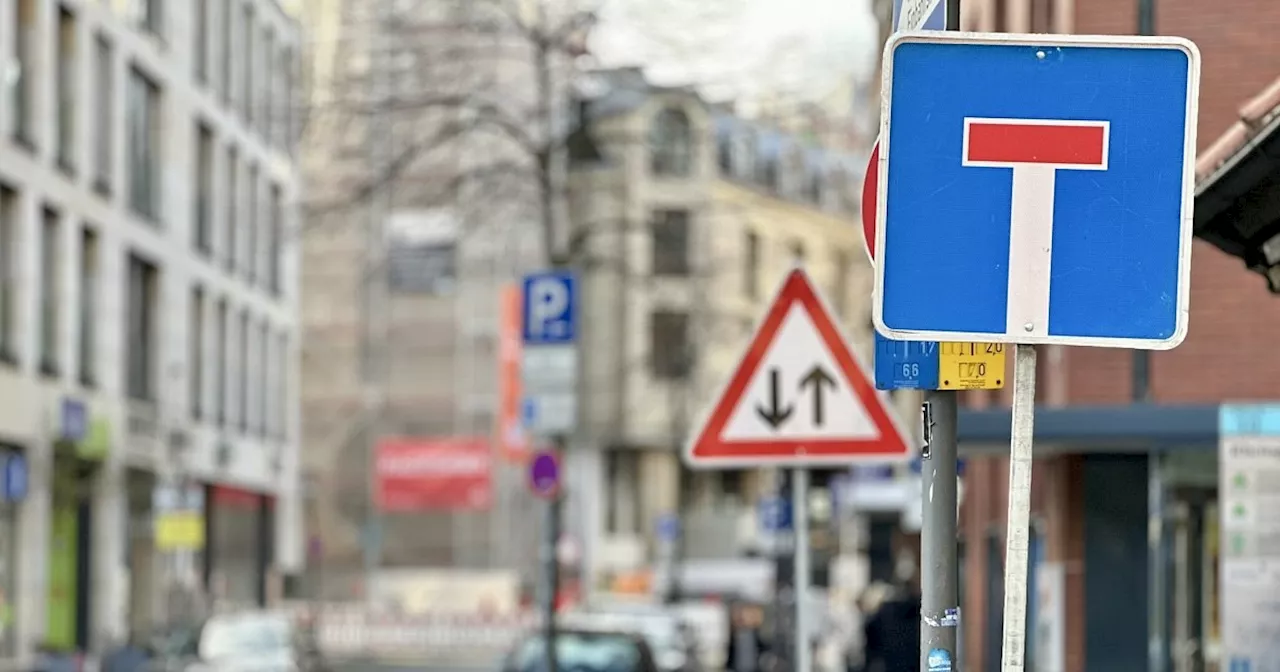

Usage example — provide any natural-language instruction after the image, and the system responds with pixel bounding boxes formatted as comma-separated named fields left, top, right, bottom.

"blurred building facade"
left=0, top=0, right=303, bottom=660
left=863, top=1, right=1280, bottom=670
left=564, top=68, right=917, bottom=593
left=297, top=0, right=576, bottom=597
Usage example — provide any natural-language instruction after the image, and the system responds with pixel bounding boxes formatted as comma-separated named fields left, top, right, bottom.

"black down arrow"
left=755, top=368, right=794, bottom=429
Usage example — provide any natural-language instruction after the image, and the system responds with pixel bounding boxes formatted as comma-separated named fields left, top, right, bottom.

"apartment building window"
left=1030, top=0, right=1055, bottom=33
left=126, top=255, right=159, bottom=401
left=650, top=310, right=692, bottom=380
left=194, top=0, right=208, bottom=82
left=225, top=146, right=239, bottom=271
left=56, top=7, right=79, bottom=173
left=246, top=163, right=259, bottom=283
left=263, top=29, right=276, bottom=144
left=650, top=108, right=692, bottom=177
left=39, top=209, right=61, bottom=376
left=11, top=0, right=35, bottom=147
left=257, top=321, right=269, bottom=436
left=651, top=210, right=690, bottom=276
left=93, top=34, right=114, bottom=195
left=790, top=241, right=806, bottom=266
left=195, top=123, right=215, bottom=255
left=220, top=0, right=233, bottom=104
left=129, top=0, right=163, bottom=37
left=214, top=299, right=227, bottom=425
left=190, top=287, right=205, bottom=419
left=276, top=332, right=290, bottom=437
left=79, top=227, right=99, bottom=386
left=128, top=67, right=162, bottom=221
left=268, top=184, right=282, bottom=296
left=241, top=3, right=254, bottom=124
left=832, top=250, right=851, bottom=318
left=743, top=231, right=760, bottom=299
left=282, top=46, right=296, bottom=153
left=238, top=310, right=249, bottom=432
left=0, top=188, right=16, bottom=361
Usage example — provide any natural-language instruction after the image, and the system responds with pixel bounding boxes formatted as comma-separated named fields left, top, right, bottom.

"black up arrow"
left=755, top=368, right=794, bottom=429
left=799, top=365, right=837, bottom=426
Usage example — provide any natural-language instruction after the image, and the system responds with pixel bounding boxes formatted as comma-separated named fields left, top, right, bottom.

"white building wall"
left=0, top=0, right=301, bottom=659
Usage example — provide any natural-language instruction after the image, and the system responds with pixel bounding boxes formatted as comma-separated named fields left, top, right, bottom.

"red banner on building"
left=497, top=284, right=532, bottom=463
left=375, top=437, right=493, bottom=512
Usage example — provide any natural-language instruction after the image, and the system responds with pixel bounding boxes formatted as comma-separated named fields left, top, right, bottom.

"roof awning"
left=1194, top=76, right=1280, bottom=292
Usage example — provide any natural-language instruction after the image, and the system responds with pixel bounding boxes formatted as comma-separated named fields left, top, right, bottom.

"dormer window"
left=734, top=131, right=755, bottom=179
left=808, top=168, right=824, bottom=204
left=650, top=107, right=693, bottom=176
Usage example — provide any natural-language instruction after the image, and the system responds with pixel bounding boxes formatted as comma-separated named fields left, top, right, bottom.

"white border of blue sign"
left=873, top=31, right=1202, bottom=350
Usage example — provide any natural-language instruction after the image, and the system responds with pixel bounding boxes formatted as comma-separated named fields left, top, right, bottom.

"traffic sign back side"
left=874, top=33, right=1200, bottom=349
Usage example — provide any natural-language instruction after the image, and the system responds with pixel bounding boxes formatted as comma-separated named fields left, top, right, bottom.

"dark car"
left=502, top=628, right=661, bottom=672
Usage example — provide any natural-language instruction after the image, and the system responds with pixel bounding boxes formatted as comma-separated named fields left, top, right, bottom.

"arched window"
left=650, top=108, right=693, bottom=176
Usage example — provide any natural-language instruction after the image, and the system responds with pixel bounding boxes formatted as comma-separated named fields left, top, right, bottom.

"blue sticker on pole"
left=874, top=333, right=939, bottom=390
left=927, top=648, right=953, bottom=672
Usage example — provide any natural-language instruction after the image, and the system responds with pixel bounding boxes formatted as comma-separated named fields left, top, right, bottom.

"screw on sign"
left=528, top=450, right=560, bottom=499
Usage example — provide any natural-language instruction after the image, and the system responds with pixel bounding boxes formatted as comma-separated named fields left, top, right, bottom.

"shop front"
left=956, top=404, right=1221, bottom=672
left=0, top=445, right=27, bottom=659
left=47, top=399, right=109, bottom=654
left=204, top=485, right=274, bottom=608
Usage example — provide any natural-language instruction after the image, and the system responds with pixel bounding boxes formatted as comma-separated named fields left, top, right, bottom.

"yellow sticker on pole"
left=938, top=342, right=1006, bottom=390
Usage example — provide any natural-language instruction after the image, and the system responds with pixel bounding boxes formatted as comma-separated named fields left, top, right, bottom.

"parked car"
left=563, top=607, right=701, bottom=672
left=148, top=610, right=328, bottom=672
left=501, top=628, right=660, bottom=672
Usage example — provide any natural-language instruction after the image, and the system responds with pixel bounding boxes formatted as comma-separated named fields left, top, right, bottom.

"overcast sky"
left=590, top=0, right=881, bottom=105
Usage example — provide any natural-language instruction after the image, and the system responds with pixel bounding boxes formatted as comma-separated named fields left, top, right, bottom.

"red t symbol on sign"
left=962, top=118, right=1110, bottom=338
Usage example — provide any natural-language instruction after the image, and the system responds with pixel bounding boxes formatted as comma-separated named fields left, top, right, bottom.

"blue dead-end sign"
left=528, top=450, right=561, bottom=499
left=875, top=33, right=1200, bottom=349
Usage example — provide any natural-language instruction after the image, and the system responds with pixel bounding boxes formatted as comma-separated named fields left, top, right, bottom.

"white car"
left=180, top=612, right=300, bottom=672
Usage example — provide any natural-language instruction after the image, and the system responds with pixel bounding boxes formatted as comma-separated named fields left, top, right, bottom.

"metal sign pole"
left=920, top=391, right=960, bottom=671
left=792, top=468, right=811, bottom=672
left=1000, top=344, right=1038, bottom=671
left=544, top=474, right=563, bottom=672
left=919, top=4, right=963, bottom=670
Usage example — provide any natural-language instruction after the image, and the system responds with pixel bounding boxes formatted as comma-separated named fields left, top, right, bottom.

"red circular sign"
left=861, top=141, right=880, bottom=261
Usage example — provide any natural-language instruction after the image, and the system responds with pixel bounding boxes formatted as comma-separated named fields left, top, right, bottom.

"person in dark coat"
left=725, top=603, right=768, bottom=672
left=859, top=554, right=922, bottom=672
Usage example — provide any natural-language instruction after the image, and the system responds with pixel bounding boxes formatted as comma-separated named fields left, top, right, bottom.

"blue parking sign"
left=521, top=271, right=577, bottom=345
left=874, top=33, right=1199, bottom=349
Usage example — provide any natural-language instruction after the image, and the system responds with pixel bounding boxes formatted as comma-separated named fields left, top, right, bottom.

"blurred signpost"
left=685, top=268, right=910, bottom=672
left=1219, top=404, right=1280, bottom=671
left=521, top=271, right=579, bottom=672
left=875, top=30, right=1199, bottom=671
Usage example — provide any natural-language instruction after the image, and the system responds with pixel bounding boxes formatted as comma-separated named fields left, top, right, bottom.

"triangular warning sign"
left=686, top=268, right=911, bottom=468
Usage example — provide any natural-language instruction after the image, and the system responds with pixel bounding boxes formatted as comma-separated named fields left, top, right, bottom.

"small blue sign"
left=875, top=34, right=1198, bottom=348
left=1, top=454, right=27, bottom=503
left=1229, top=657, right=1252, bottom=672
left=759, top=497, right=793, bottom=533
left=893, top=0, right=946, bottom=31
left=60, top=398, right=87, bottom=442
left=927, top=648, right=953, bottom=672
left=521, top=272, right=577, bottom=345
left=874, top=333, right=940, bottom=390
left=656, top=513, right=680, bottom=542
left=1220, top=404, right=1280, bottom=437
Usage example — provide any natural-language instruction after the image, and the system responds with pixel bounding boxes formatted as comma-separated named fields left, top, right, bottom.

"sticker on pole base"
left=941, top=607, right=960, bottom=627
left=927, top=648, right=954, bottom=672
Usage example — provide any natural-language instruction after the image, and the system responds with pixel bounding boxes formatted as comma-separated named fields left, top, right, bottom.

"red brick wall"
left=1064, top=0, right=1280, bottom=404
